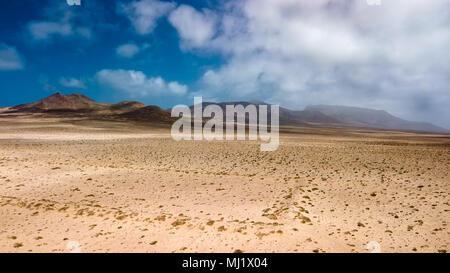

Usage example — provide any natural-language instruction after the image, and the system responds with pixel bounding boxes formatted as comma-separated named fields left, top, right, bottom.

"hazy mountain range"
left=4, top=92, right=448, bottom=133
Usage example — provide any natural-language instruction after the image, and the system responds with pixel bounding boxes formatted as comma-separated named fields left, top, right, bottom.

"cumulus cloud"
left=168, top=5, right=217, bottom=48
left=59, top=77, right=86, bottom=89
left=167, top=81, right=188, bottom=95
left=0, top=43, right=24, bottom=71
left=96, top=69, right=187, bottom=96
left=172, top=0, right=450, bottom=128
left=120, top=0, right=176, bottom=35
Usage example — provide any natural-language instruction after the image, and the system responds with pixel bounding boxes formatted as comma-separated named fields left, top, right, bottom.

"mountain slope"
left=108, top=101, right=147, bottom=114
left=279, top=108, right=340, bottom=125
left=13, top=92, right=107, bottom=112
left=307, top=105, right=448, bottom=133
left=119, top=105, right=174, bottom=123
left=10, top=93, right=173, bottom=124
left=188, top=102, right=339, bottom=126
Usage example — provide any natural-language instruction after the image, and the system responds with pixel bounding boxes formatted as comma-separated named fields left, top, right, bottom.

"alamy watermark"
left=171, top=97, right=279, bottom=151
left=366, top=241, right=381, bottom=253
left=66, top=0, right=81, bottom=6
left=66, top=241, right=82, bottom=253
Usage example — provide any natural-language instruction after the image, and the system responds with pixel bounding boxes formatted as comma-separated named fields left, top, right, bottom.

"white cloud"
left=120, top=0, right=175, bottom=35
left=59, top=77, right=86, bottom=89
left=96, top=69, right=187, bottom=96
left=167, top=81, right=188, bottom=95
left=0, top=43, right=24, bottom=71
left=116, top=43, right=147, bottom=58
left=168, top=5, right=217, bottom=48
left=175, top=0, right=450, bottom=128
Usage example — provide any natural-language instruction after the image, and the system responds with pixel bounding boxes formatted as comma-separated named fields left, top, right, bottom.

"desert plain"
left=0, top=114, right=449, bottom=253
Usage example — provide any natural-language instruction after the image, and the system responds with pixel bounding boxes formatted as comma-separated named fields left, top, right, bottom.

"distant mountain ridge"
left=188, top=102, right=340, bottom=126
left=5, top=92, right=448, bottom=133
left=306, top=105, right=447, bottom=133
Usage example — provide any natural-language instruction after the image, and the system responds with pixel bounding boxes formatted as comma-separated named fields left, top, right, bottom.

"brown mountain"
left=13, top=92, right=107, bottom=112
left=12, top=93, right=147, bottom=114
left=7, top=93, right=448, bottom=132
left=10, top=92, right=173, bottom=124
left=119, top=105, right=175, bottom=123
left=110, top=101, right=146, bottom=112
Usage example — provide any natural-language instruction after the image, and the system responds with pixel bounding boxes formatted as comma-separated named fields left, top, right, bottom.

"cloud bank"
left=164, top=0, right=450, bottom=127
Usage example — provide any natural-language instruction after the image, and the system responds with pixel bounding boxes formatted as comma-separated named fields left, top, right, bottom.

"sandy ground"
left=0, top=115, right=449, bottom=253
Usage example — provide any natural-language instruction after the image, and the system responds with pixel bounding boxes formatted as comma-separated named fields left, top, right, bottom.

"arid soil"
left=0, top=114, right=449, bottom=253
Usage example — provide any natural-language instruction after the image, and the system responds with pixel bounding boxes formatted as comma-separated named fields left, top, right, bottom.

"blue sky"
left=1, top=0, right=449, bottom=128
left=0, top=0, right=223, bottom=108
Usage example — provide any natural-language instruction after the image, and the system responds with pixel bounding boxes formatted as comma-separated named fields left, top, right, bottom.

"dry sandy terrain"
left=0, top=114, right=449, bottom=253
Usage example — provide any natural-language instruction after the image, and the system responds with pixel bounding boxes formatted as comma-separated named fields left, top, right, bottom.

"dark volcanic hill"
left=108, top=101, right=147, bottom=114
left=119, top=105, right=175, bottom=123
left=10, top=93, right=173, bottom=124
left=12, top=93, right=148, bottom=115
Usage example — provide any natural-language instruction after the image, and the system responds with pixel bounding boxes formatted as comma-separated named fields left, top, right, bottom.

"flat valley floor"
left=0, top=115, right=449, bottom=253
